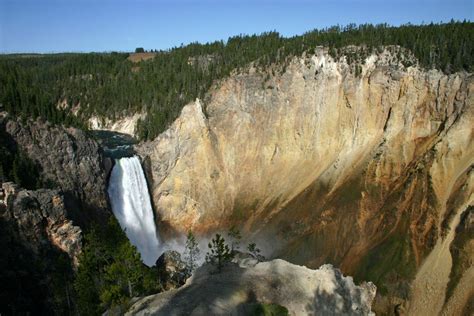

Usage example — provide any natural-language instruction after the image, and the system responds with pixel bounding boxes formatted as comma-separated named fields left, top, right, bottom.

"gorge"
left=0, top=21, right=473, bottom=316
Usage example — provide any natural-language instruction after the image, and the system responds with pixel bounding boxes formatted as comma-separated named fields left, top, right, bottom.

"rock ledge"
left=127, top=259, right=376, bottom=316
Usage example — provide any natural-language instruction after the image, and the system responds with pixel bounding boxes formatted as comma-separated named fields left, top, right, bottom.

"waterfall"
left=107, top=156, right=160, bottom=266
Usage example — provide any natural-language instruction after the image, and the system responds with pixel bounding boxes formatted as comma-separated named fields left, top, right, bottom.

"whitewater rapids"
left=107, top=156, right=160, bottom=266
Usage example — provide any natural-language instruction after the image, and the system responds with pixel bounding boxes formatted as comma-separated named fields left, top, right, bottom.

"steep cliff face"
left=137, top=48, right=473, bottom=313
left=2, top=115, right=110, bottom=225
left=0, top=182, right=81, bottom=313
left=0, top=115, right=112, bottom=313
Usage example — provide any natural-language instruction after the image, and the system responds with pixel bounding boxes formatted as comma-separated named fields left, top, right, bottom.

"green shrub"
left=252, top=302, right=289, bottom=316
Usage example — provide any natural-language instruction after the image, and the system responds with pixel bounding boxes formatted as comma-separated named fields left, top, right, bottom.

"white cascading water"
left=107, top=156, right=160, bottom=266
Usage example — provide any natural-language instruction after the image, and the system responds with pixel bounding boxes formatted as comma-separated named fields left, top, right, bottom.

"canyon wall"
left=89, top=112, right=145, bottom=137
left=136, top=48, right=473, bottom=314
left=1, top=114, right=112, bottom=313
left=2, top=115, right=110, bottom=226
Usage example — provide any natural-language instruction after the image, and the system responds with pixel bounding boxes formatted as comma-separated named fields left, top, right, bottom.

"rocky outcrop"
left=0, top=182, right=81, bottom=314
left=1, top=182, right=82, bottom=266
left=136, top=48, right=473, bottom=313
left=2, top=115, right=110, bottom=225
left=127, top=259, right=376, bottom=316
left=89, top=112, right=145, bottom=137
left=155, top=250, right=188, bottom=291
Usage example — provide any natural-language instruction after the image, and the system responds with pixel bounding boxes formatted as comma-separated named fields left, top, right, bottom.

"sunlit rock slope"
left=136, top=47, right=473, bottom=314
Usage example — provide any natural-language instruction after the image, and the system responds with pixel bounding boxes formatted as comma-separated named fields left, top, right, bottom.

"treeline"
left=0, top=53, right=126, bottom=129
left=0, top=21, right=472, bottom=141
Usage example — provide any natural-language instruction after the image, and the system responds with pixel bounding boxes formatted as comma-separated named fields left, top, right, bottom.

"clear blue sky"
left=0, top=0, right=472, bottom=53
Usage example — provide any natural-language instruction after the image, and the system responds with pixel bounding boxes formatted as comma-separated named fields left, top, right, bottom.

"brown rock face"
left=136, top=49, right=473, bottom=313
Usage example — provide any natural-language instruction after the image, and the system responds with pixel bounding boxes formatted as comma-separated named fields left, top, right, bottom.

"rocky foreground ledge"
left=126, top=259, right=376, bottom=316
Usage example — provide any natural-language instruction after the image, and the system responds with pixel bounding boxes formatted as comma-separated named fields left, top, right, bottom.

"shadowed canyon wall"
left=0, top=114, right=112, bottom=313
left=2, top=115, right=110, bottom=226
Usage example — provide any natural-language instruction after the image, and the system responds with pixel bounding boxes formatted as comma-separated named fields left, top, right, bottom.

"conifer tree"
left=183, top=231, right=200, bottom=274
left=205, top=234, right=233, bottom=272
left=74, top=218, right=160, bottom=314
left=247, top=242, right=266, bottom=262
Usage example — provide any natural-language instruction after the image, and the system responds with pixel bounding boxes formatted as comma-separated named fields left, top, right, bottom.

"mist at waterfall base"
left=106, top=156, right=272, bottom=267
left=107, top=156, right=160, bottom=266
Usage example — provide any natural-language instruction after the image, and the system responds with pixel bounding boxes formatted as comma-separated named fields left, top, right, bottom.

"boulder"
left=231, top=251, right=259, bottom=268
left=155, top=250, right=188, bottom=290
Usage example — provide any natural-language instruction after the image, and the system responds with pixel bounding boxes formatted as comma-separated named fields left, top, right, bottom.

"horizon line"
left=1, top=19, right=471, bottom=55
